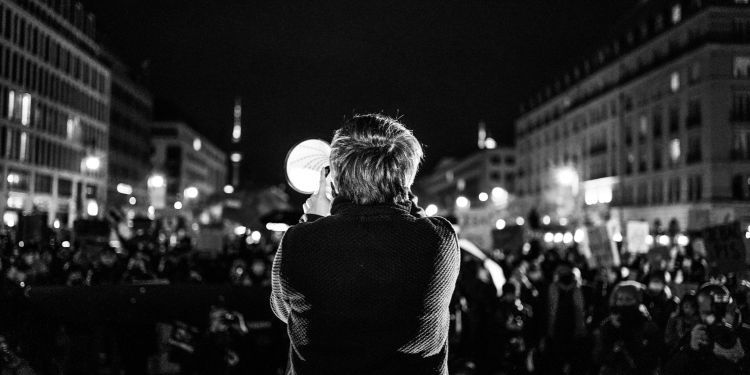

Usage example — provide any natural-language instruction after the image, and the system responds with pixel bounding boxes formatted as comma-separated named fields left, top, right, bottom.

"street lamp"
left=425, top=204, right=438, bottom=217
left=148, top=174, right=165, bottom=189
left=184, top=186, right=199, bottom=199
left=456, top=196, right=470, bottom=209
left=84, top=155, right=101, bottom=171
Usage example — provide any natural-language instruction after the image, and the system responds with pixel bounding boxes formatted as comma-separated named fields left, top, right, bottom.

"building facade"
left=151, top=121, right=226, bottom=211
left=0, top=0, right=110, bottom=229
left=515, top=0, right=750, bottom=232
left=418, top=147, right=516, bottom=212
left=104, top=52, right=152, bottom=213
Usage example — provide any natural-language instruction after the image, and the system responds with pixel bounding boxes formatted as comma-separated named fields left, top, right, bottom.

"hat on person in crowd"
left=609, top=280, right=645, bottom=307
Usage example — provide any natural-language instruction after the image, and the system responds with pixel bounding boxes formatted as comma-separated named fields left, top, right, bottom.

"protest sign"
left=702, top=221, right=747, bottom=274
left=626, top=221, right=650, bottom=253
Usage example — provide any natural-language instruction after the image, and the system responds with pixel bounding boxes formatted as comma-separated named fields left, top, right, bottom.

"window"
left=670, top=72, right=680, bottom=92
left=58, top=178, right=72, bottom=198
left=688, top=175, right=703, bottom=202
left=7, top=169, right=29, bottom=191
left=638, top=115, right=648, bottom=141
left=732, top=131, right=750, bottom=160
left=669, top=105, right=680, bottom=132
left=732, top=91, right=750, bottom=121
left=653, top=143, right=663, bottom=170
left=35, top=173, right=52, bottom=194
left=669, top=138, right=681, bottom=166
left=735, top=57, right=750, bottom=78
left=653, top=179, right=664, bottom=204
left=668, top=177, right=681, bottom=203
left=687, top=136, right=702, bottom=164
left=732, top=175, right=750, bottom=200
left=689, top=62, right=701, bottom=84
left=687, top=98, right=701, bottom=128
left=672, top=5, right=682, bottom=24
left=637, top=181, right=649, bottom=204
left=652, top=109, right=663, bottom=137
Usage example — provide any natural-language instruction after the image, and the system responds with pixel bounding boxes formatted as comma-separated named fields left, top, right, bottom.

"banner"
left=626, top=221, right=650, bottom=253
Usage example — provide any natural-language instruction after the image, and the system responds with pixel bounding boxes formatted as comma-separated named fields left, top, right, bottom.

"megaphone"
left=284, top=139, right=331, bottom=195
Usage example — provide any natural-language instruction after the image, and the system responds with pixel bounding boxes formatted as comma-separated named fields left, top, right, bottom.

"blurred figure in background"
left=542, top=262, right=587, bottom=375
left=664, top=283, right=749, bottom=375
left=594, top=281, right=660, bottom=375
left=664, top=292, right=700, bottom=355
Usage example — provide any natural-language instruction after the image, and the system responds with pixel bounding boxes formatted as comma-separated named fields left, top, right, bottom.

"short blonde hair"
left=330, top=114, right=423, bottom=205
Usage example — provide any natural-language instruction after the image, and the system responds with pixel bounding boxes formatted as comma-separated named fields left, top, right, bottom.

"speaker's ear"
left=285, top=139, right=331, bottom=194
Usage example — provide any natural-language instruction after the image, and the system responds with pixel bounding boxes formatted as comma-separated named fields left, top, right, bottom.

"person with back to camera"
left=270, top=114, right=461, bottom=375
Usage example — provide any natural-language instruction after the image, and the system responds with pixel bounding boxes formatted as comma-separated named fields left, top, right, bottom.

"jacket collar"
left=330, top=196, right=412, bottom=216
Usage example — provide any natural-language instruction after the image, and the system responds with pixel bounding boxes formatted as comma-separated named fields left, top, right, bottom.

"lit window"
left=670, top=72, right=680, bottom=92
left=671, top=5, right=682, bottom=24
left=7, top=90, right=14, bottom=119
left=66, top=117, right=78, bottom=140
left=670, top=139, right=681, bottom=162
left=193, top=138, right=202, bottom=151
left=734, top=56, right=750, bottom=78
left=21, top=94, right=31, bottom=125
left=19, top=132, right=27, bottom=162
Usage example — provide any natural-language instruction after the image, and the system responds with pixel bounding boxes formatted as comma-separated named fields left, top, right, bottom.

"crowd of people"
left=1, top=211, right=750, bottom=374
left=0, top=214, right=285, bottom=375
left=449, top=233, right=750, bottom=375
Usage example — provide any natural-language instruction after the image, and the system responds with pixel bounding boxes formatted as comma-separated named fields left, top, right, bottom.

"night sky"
left=80, top=0, right=637, bottom=193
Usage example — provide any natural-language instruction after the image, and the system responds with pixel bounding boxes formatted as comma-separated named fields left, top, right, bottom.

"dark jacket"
left=270, top=197, right=461, bottom=375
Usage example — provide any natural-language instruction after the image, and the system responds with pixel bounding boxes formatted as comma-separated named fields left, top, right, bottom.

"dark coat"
left=271, top=197, right=460, bottom=375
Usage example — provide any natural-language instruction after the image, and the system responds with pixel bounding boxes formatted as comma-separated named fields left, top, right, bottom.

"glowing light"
left=670, top=139, right=681, bottom=162
left=670, top=71, right=680, bottom=92
left=234, top=226, right=247, bottom=236
left=542, top=215, right=551, bottom=225
left=554, top=232, right=564, bottom=243
left=478, top=192, right=489, bottom=202
left=84, top=156, right=101, bottom=171
left=223, top=185, right=234, bottom=194
left=491, top=187, right=509, bottom=205
left=266, top=222, right=291, bottom=232
left=516, top=217, right=525, bottom=226
left=232, top=125, right=241, bottom=141
left=7, top=196, right=23, bottom=209
left=61, top=241, right=71, bottom=248
left=484, top=137, right=497, bottom=149
left=557, top=167, right=579, bottom=186
left=148, top=175, right=165, bottom=189
left=231, top=153, right=242, bottom=163
left=613, top=232, right=623, bottom=242
left=746, top=232, right=750, bottom=239
left=21, top=93, right=31, bottom=125
left=658, top=235, right=670, bottom=246
left=574, top=229, right=585, bottom=243
left=495, top=219, right=506, bottom=230
left=193, top=138, right=202, bottom=151
left=559, top=217, right=569, bottom=226
left=53, top=219, right=61, bottom=229
left=147, top=206, right=155, bottom=218
left=563, top=232, right=573, bottom=244
left=183, top=186, right=199, bottom=199
left=676, top=234, right=689, bottom=246
left=425, top=204, right=438, bottom=217
left=116, top=183, right=133, bottom=195
left=672, top=4, right=681, bottom=24
left=86, top=200, right=99, bottom=216
left=3, top=211, right=18, bottom=227
left=6, top=173, right=19, bottom=184
left=544, top=232, right=554, bottom=243
left=456, top=196, right=470, bottom=209
left=646, top=235, right=654, bottom=246
left=250, top=231, right=262, bottom=242
left=173, top=201, right=182, bottom=210
left=129, top=197, right=137, bottom=205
